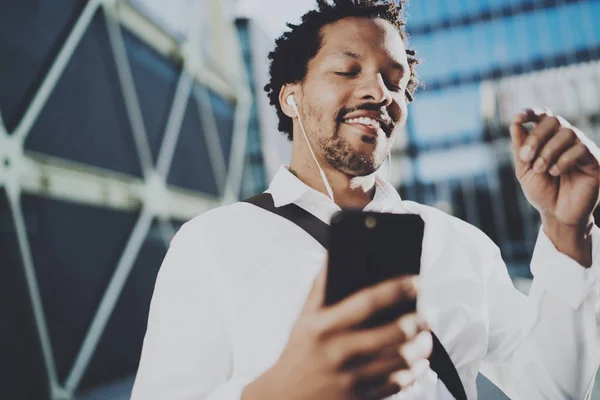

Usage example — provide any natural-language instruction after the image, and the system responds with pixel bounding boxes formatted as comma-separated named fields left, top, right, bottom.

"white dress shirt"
left=132, top=166, right=600, bottom=399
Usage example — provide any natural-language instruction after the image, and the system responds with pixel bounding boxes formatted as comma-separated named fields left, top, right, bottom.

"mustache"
left=337, top=103, right=395, bottom=136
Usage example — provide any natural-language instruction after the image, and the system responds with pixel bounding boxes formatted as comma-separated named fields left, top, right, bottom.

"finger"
left=532, top=127, right=577, bottom=174
left=301, top=266, right=327, bottom=313
left=510, top=121, right=531, bottom=178
left=352, top=336, right=430, bottom=381
left=363, top=379, right=401, bottom=400
left=353, top=353, right=409, bottom=381
left=549, top=143, right=594, bottom=177
left=514, top=107, right=552, bottom=124
left=398, top=330, right=433, bottom=367
left=323, top=275, right=418, bottom=331
left=518, top=115, right=562, bottom=164
left=343, top=313, right=428, bottom=359
left=510, top=119, right=528, bottom=150
left=388, top=359, right=431, bottom=390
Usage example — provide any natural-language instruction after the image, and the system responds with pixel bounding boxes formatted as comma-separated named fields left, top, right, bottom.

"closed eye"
left=335, top=71, right=359, bottom=77
left=387, top=82, right=402, bottom=92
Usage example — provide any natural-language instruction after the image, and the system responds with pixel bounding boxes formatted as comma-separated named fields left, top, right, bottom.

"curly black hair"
left=264, top=0, right=419, bottom=140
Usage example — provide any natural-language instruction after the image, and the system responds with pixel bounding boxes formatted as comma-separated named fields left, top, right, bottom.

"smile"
left=343, top=116, right=381, bottom=130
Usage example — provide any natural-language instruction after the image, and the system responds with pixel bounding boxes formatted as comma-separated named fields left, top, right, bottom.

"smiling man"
left=131, top=1, right=600, bottom=399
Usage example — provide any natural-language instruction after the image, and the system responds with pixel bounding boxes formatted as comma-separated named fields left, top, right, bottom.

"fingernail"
left=391, top=369, right=413, bottom=387
left=398, top=315, right=417, bottom=338
left=533, top=157, right=545, bottom=173
left=411, top=359, right=430, bottom=377
left=404, top=276, right=419, bottom=296
left=401, top=342, right=421, bottom=365
left=549, top=165, right=560, bottom=176
left=417, top=331, right=433, bottom=351
left=520, top=146, right=534, bottom=162
left=514, top=111, right=527, bottom=122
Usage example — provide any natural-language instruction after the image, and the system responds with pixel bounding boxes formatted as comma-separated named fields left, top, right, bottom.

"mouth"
left=342, top=117, right=382, bottom=144
left=339, top=110, right=394, bottom=138
left=341, top=116, right=381, bottom=137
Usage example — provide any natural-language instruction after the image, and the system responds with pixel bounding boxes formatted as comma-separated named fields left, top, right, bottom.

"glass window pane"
left=410, top=83, right=482, bottom=146
left=0, top=0, right=86, bottom=132
left=411, top=35, right=436, bottom=82
left=167, top=85, right=219, bottom=196
left=207, top=90, right=236, bottom=168
left=123, top=28, right=181, bottom=166
left=80, top=220, right=167, bottom=391
left=563, top=3, right=591, bottom=52
left=407, top=0, right=428, bottom=28
left=468, top=23, right=490, bottom=74
left=543, top=7, right=568, bottom=56
left=20, top=194, right=139, bottom=382
left=126, top=0, right=198, bottom=42
left=0, top=191, right=49, bottom=400
left=424, top=0, right=445, bottom=25
left=416, top=143, right=494, bottom=182
left=449, top=25, right=473, bottom=77
left=25, top=11, right=143, bottom=178
left=588, top=2, right=600, bottom=45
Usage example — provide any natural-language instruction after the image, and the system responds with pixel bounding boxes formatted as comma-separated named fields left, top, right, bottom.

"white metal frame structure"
left=0, top=1, right=252, bottom=399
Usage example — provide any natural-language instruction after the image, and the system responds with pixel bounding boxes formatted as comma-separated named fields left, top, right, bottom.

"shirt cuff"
left=530, top=224, right=600, bottom=310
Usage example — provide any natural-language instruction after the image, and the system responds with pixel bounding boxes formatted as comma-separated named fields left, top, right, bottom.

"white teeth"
left=343, top=117, right=380, bottom=129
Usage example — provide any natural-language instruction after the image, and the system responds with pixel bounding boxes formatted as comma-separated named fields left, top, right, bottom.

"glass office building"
left=398, top=0, right=600, bottom=275
left=0, top=1, right=255, bottom=399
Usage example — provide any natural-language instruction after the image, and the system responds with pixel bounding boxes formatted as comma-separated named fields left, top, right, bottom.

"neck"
left=289, top=151, right=377, bottom=210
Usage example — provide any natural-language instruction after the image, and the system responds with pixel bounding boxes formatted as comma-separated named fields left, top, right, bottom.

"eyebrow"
left=329, top=50, right=406, bottom=72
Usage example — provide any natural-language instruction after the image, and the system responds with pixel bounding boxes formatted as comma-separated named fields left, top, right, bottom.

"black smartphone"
left=325, top=211, right=425, bottom=328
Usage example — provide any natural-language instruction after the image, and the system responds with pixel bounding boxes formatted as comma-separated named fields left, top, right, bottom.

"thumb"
left=302, top=266, right=327, bottom=313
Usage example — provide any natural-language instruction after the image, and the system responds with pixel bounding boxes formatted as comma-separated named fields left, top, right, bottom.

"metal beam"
left=64, top=208, right=154, bottom=394
left=7, top=189, right=61, bottom=398
left=155, top=72, right=194, bottom=178
left=103, top=4, right=154, bottom=179
left=194, top=86, right=227, bottom=197
left=13, top=0, right=103, bottom=140
left=116, top=1, right=238, bottom=101
left=222, top=89, right=252, bottom=204
left=20, top=152, right=219, bottom=219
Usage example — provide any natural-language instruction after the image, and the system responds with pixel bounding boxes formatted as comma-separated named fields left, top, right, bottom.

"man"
left=132, top=1, right=600, bottom=399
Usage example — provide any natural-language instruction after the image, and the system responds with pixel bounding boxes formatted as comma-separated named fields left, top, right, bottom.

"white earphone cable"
left=388, top=150, right=392, bottom=180
left=289, top=97, right=335, bottom=202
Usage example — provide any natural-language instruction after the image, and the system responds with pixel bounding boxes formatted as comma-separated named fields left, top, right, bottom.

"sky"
left=236, top=0, right=318, bottom=39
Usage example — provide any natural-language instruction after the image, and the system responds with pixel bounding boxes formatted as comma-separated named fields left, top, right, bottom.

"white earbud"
left=286, top=94, right=335, bottom=202
left=286, top=95, right=296, bottom=106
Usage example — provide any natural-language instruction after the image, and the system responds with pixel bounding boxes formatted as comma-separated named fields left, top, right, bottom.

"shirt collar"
left=266, top=165, right=402, bottom=210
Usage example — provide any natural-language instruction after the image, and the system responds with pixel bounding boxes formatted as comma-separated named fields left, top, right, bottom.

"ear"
left=279, top=84, right=298, bottom=118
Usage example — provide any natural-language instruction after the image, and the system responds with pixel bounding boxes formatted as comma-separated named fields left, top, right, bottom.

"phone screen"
left=325, top=211, right=424, bottom=328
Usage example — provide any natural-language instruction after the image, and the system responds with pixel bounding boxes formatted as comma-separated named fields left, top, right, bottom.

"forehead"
left=317, top=17, right=408, bottom=66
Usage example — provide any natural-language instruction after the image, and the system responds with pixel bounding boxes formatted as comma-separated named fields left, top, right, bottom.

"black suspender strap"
left=243, top=191, right=330, bottom=249
left=244, top=193, right=467, bottom=400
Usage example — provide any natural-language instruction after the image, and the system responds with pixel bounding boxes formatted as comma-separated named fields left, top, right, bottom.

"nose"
left=357, top=73, right=393, bottom=107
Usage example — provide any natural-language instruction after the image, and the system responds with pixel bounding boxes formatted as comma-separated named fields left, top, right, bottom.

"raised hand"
left=510, top=108, right=600, bottom=266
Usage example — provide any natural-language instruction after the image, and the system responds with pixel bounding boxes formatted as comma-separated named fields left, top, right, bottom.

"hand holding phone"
left=242, top=269, right=432, bottom=400
left=243, top=211, right=430, bottom=400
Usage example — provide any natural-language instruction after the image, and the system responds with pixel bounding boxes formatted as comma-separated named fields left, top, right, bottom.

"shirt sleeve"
left=131, top=222, right=248, bottom=400
left=480, top=225, right=600, bottom=399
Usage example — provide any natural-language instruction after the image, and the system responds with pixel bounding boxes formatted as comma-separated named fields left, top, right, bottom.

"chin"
left=320, top=134, right=386, bottom=176
left=337, top=154, right=383, bottom=176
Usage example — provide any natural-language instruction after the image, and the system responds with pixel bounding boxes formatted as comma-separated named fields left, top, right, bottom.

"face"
left=295, top=17, right=410, bottom=176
